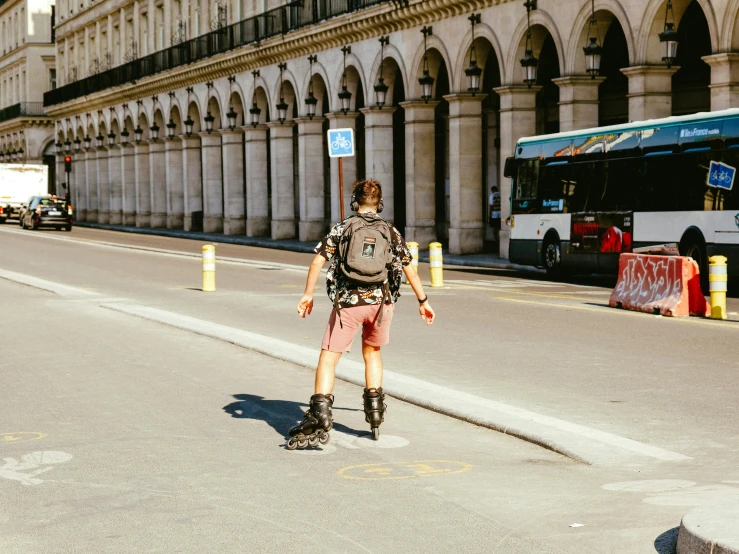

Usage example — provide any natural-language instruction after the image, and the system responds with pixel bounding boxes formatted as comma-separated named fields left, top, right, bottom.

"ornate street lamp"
left=185, top=87, right=195, bottom=136
left=120, top=128, right=130, bottom=146
left=660, top=0, right=679, bottom=69
left=73, top=137, right=81, bottom=152
left=226, top=75, right=238, bottom=130
left=84, top=135, right=92, bottom=150
left=96, top=134, right=104, bottom=148
left=108, top=131, right=116, bottom=147
left=0, top=151, right=4, bottom=162
left=305, top=55, right=318, bottom=120
left=150, top=123, right=160, bottom=141
left=465, top=14, right=482, bottom=94
left=64, top=139, right=72, bottom=153
left=204, top=112, right=214, bottom=133
left=134, top=125, right=143, bottom=143
left=166, top=119, right=176, bottom=139
left=521, top=0, right=539, bottom=88
left=276, top=62, right=288, bottom=124
left=55, top=141, right=63, bottom=154
left=17, top=146, right=24, bottom=159
left=583, top=0, right=602, bottom=78
left=419, top=26, right=435, bottom=103
left=10, top=149, right=16, bottom=161
left=375, top=36, right=390, bottom=108
left=250, top=70, right=262, bottom=127
left=339, top=45, right=352, bottom=115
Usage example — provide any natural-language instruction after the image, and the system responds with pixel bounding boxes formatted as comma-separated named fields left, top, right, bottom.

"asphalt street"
left=2, top=223, right=739, bottom=552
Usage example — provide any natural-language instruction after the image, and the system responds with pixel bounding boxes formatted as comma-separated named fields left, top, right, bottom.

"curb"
left=75, top=222, right=543, bottom=274
left=677, top=501, right=739, bottom=553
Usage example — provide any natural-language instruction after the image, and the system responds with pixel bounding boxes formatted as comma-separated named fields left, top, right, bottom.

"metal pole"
left=338, top=156, right=345, bottom=221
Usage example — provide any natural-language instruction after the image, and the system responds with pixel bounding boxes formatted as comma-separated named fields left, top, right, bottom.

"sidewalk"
left=76, top=222, right=543, bottom=273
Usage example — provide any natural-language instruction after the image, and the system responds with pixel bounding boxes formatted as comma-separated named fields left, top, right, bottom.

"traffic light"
left=64, top=156, right=71, bottom=172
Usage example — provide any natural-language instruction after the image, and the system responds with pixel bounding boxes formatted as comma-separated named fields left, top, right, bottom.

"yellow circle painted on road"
left=337, top=460, right=472, bottom=481
left=1, top=432, right=47, bottom=443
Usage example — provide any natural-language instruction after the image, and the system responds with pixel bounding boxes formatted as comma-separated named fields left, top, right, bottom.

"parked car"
left=19, top=196, right=73, bottom=231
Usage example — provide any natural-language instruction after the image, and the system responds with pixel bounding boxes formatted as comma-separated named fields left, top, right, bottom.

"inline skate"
left=286, top=394, right=333, bottom=450
left=363, top=388, right=386, bottom=440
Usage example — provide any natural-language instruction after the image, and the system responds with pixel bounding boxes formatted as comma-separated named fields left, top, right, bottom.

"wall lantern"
left=305, top=55, right=318, bottom=120
left=520, top=0, right=539, bottom=88
left=73, top=137, right=81, bottom=152
left=583, top=0, right=602, bottom=78
left=64, top=139, right=72, bottom=153
left=204, top=112, right=215, bottom=134
left=120, top=128, right=130, bottom=146
left=55, top=141, right=63, bottom=154
left=374, top=36, right=390, bottom=108
left=226, top=75, right=238, bottom=130
left=339, top=45, right=352, bottom=115
left=660, top=0, right=679, bottom=69
left=465, top=14, right=482, bottom=95
left=185, top=86, right=195, bottom=136
left=10, top=149, right=16, bottom=161
left=276, top=62, right=288, bottom=124
left=134, top=125, right=143, bottom=143
left=166, top=119, right=176, bottom=139
left=150, top=123, right=160, bottom=141
left=419, top=26, right=435, bottom=103
left=17, top=146, right=24, bottom=159
left=0, top=151, right=4, bottom=162
left=96, top=134, right=104, bottom=148
left=250, top=70, right=262, bottom=127
left=84, top=135, right=92, bottom=149
left=108, top=131, right=116, bottom=147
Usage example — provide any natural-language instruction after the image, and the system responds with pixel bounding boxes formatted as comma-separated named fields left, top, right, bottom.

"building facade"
left=0, top=0, right=57, bottom=183
left=44, top=0, right=738, bottom=256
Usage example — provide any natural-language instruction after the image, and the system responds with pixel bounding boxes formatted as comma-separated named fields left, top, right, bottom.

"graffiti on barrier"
left=613, top=255, right=683, bottom=310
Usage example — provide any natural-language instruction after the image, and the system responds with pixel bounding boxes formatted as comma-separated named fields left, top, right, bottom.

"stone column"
left=56, top=154, right=65, bottom=197
left=552, top=76, right=605, bottom=132
left=85, top=148, right=97, bottom=222
left=360, top=107, right=396, bottom=221
left=244, top=125, right=269, bottom=237
left=296, top=116, right=326, bottom=242
left=181, top=135, right=202, bottom=231
left=621, top=66, right=677, bottom=122
left=72, top=154, right=85, bottom=221
left=96, top=147, right=110, bottom=223
left=267, top=121, right=296, bottom=240
left=220, top=129, right=245, bottom=235
left=134, top=141, right=151, bottom=227
left=200, top=132, right=223, bottom=233
left=326, top=112, right=358, bottom=221
left=165, top=137, right=184, bottom=228
left=148, top=140, right=166, bottom=227
left=400, top=100, right=438, bottom=248
left=704, top=53, right=739, bottom=111
left=121, top=143, right=136, bottom=225
left=108, top=145, right=123, bottom=224
left=443, top=93, right=486, bottom=255
left=494, top=85, right=540, bottom=259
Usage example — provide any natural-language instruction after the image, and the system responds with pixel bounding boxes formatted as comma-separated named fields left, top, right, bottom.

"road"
left=1, top=223, right=738, bottom=553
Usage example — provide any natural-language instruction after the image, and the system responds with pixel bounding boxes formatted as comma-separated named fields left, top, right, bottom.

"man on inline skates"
left=287, top=179, right=436, bottom=450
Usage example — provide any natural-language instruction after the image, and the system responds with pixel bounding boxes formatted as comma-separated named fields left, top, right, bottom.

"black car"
left=19, top=196, right=73, bottom=231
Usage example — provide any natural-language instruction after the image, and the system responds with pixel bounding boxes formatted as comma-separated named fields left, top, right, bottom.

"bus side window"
left=600, top=158, right=639, bottom=211
left=515, top=160, right=538, bottom=200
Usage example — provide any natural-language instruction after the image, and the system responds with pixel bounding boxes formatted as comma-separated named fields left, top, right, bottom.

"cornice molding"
left=47, top=0, right=511, bottom=118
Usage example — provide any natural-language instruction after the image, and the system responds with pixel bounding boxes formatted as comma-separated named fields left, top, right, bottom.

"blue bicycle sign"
left=327, top=128, right=355, bottom=158
left=707, top=160, right=736, bottom=191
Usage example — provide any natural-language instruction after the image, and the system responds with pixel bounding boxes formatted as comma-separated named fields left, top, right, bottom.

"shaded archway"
left=672, top=0, right=712, bottom=115
left=184, top=101, right=203, bottom=231
left=536, top=30, right=561, bottom=135
left=599, top=17, right=630, bottom=126
left=426, top=47, right=451, bottom=244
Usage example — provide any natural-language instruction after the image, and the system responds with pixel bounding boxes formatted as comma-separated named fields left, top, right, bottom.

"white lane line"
left=0, top=268, right=101, bottom=298
left=0, top=227, right=308, bottom=273
left=103, top=302, right=690, bottom=465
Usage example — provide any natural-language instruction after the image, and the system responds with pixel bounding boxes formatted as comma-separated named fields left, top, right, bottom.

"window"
left=51, top=6, right=55, bottom=41
left=49, top=69, right=57, bottom=90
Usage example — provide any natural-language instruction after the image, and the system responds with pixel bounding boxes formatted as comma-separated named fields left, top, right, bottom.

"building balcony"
left=44, top=0, right=393, bottom=108
left=0, top=102, right=47, bottom=124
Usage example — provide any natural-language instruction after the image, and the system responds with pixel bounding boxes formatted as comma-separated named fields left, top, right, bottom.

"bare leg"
left=314, top=349, right=342, bottom=395
left=362, top=341, right=383, bottom=389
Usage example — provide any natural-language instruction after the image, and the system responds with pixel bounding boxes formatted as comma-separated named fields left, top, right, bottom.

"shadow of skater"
left=654, top=527, right=678, bottom=554
left=222, top=394, right=365, bottom=441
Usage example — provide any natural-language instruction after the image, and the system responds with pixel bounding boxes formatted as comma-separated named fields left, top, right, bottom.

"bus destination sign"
left=707, top=160, right=736, bottom=191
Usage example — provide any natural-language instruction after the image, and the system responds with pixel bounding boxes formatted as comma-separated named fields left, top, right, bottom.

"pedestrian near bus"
left=287, top=179, right=436, bottom=450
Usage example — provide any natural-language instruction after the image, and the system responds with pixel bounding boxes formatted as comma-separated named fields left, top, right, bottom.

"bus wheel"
left=543, top=235, right=562, bottom=276
left=679, top=234, right=709, bottom=295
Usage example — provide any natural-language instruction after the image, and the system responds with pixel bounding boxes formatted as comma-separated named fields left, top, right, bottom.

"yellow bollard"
left=429, top=242, right=444, bottom=288
left=405, top=242, right=419, bottom=284
left=708, top=255, right=728, bottom=319
left=202, top=244, right=216, bottom=292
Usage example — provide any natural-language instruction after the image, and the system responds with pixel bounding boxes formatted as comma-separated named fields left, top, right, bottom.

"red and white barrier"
left=609, top=253, right=709, bottom=317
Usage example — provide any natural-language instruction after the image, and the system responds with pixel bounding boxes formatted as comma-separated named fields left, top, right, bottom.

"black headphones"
left=350, top=182, right=384, bottom=213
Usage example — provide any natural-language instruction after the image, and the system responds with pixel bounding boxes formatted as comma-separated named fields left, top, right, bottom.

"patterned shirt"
left=315, top=215, right=413, bottom=308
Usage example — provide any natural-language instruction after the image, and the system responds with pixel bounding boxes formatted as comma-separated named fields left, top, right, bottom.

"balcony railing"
left=0, top=102, right=47, bottom=123
left=45, top=0, right=392, bottom=108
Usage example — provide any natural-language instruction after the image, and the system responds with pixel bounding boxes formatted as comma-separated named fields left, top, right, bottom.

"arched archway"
left=536, top=30, right=561, bottom=135
left=673, top=0, right=712, bottom=115
left=598, top=17, right=630, bottom=126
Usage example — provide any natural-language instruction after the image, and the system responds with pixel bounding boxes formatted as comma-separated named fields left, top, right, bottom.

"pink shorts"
left=321, top=303, right=395, bottom=353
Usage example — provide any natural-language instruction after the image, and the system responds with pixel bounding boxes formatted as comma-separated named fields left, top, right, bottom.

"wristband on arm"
left=417, top=295, right=428, bottom=305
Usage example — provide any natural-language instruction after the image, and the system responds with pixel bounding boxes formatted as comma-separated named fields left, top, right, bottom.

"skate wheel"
left=308, top=436, right=319, bottom=447
left=286, top=439, right=298, bottom=451
left=372, top=427, right=380, bottom=441
left=319, top=432, right=330, bottom=445
left=297, top=439, right=308, bottom=449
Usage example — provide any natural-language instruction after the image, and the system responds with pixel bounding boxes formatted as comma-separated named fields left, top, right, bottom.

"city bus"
left=505, top=108, right=739, bottom=287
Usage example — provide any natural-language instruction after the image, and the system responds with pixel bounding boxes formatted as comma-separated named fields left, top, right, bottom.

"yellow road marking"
left=1, top=432, right=47, bottom=443
left=493, top=296, right=739, bottom=330
left=503, top=290, right=609, bottom=301
left=336, top=460, right=472, bottom=481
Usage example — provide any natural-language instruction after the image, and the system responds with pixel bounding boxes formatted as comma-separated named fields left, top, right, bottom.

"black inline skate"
left=286, top=394, right=333, bottom=450
left=363, top=388, right=386, bottom=440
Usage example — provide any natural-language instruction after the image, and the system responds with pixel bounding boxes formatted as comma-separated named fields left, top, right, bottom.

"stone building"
left=44, top=0, right=736, bottom=256
left=1, top=0, right=57, bottom=185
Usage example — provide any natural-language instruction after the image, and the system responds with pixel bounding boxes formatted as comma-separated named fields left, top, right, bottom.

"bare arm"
left=402, top=264, right=435, bottom=325
left=297, top=254, right=326, bottom=318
